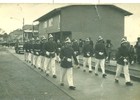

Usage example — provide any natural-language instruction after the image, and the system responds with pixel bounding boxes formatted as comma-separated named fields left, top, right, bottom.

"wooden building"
left=34, top=5, right=132, bottom=48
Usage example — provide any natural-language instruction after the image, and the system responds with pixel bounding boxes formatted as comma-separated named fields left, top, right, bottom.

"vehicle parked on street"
left=15, top=42, right=24, bottom=54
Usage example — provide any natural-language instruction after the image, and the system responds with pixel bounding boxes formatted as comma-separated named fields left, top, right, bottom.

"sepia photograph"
left=0, top=1, right=140, bottom=100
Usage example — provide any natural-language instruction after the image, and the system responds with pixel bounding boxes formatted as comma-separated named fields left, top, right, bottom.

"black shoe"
left=102, top=74, right=107, bottom=78
left=83, top=70, right=86, bottom=72
left=46, top=73, right=49, bottom=76
left=34, top=65, right=36, bottom=68
left=60, top=83, right=64, bottom=86
left=89, top=70, right=92, bottom=73
left=77, top=66, right=80, bottom=69
left=95, top=73, right=98, bottom=76
left=69, top=86, right=76, bottom=90
left=40, top=69, right=43, bottom=72
left=126, top=82, right=133, bottom=86
left=115, top=79, right=119, bottom=83
left=53, top=75, right=57, bottom=78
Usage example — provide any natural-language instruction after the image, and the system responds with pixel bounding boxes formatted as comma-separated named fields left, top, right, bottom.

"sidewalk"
left=7, top=47, right=140, bottom=100
left=78, top=55, right=140, bottom=81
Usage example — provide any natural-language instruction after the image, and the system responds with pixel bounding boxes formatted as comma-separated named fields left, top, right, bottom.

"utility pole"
left=22, top=18, right=25, bottom=43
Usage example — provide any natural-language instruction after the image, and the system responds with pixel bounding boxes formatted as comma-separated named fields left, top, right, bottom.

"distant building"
left=23, top=24, right=39, bottom=40
left=9, top=29, right=23, bottom=42
left=34, top=5, right=132, bottom=48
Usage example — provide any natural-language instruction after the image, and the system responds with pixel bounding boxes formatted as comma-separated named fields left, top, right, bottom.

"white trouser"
left=44, top=57, right=56, bottom=75
left=28, top=53, right=31, bottom=62
left=31, top=53, right=34, bottom=65
left=60, top=67, right=74, bottom=86
left=115, top=64, right=131, bottom=82
left=83, top=57, right=92, bottom=71
left=95, top=58, right=105, bottom=74
left=41, top=56, right=45, bottom=70
left=24, top=51, right=29, bottom=61
left=33, top=54, right=36, bottom=66
left=36, top=55, right=41, bottom=68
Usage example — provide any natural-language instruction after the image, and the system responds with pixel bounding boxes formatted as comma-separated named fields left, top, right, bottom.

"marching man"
left=44, top=34, right=57, bottom=78
left=60, top=37, right=78, bottom=90
left=115, top=38, right=133, bottom=86
left=82, top=38, right=93, bottom=73
left=94, top=36, right=107, bottom=78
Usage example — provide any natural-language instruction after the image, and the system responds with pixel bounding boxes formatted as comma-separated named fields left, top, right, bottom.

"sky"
left=0, top=2, right=140, bottom=42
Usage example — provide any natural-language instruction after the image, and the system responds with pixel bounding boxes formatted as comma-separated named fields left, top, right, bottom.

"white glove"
left=46, top=51, right=50, bottom=55
left=106, top=57, right=108, bottom=60
left=36, top=52, right=39, bottom=55
left=131, top=61, right=134, bottom=64
left=99, top=52, right=103, bottom=55
left=67, top=58, right=72, bottom=62
left=74, top=51, right=77, bottom=55
left=123, top=59, right=127, bottom=62
left=87, top=53, right=90, bottom=56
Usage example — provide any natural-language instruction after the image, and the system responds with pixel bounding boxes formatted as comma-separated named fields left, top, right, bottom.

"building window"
left=44, top=21, right=48, bottom=28
left=48, top=18, right=53, bottom=27
left=58, top=15, right=60, bottom=29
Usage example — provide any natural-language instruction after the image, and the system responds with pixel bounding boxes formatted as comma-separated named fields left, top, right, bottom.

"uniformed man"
left=82, top=38, right=93, bottom=73
left=115, top=38, right=133, bottom=86
left=56, top=39, right=62, bottom=63
left=72, top=39, right=80, bottom=68
left=44, top=34, right=57, bottom=78
left=33, top=37, right=41, bottom=69
left=30, top=38, right=35, bottom=66
left=23, top=39, right=30, bottom=62
left=40, top=36, right=47, bottom=71
left=94, top=36, right=107, bottom=78
left=60, top=37, right=78, bottom=90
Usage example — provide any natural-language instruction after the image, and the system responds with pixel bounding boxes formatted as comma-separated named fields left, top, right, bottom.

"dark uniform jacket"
left=72, top=42, right=80, bottom=56
left=33, top=42, right=41, bottom=56
left=44, top=41, right=57, bottom=58
left=135, top=41, right=140, bottom=55
left=95, top=41, right=107, bottom=59
left=116, top=45, right=131, bottom=66
left=82, top=43, right=93, bottom=57
left=40, top=41, right=46, bottom=56
left=30, top=42, right=34, bottom=54
left=23, top=42, right=30, bottom=53
left=56, top=42, right=62, bottom=55
left=60, top=46, right=78, bottom=68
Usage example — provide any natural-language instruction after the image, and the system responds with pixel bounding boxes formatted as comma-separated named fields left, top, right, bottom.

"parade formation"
left=22, top=34, right=140, bottom=90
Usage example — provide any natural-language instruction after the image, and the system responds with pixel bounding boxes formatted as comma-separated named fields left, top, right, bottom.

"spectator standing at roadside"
left=135, top=37, right=140, bottom=64
left=105, top=39, right=113, bottom=63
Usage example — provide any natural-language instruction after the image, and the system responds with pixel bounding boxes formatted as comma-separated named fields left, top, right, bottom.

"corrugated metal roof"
left=34, top=5, right=132, bottom=22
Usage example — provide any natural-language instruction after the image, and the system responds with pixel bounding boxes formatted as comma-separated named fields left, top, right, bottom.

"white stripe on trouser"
left=83, top=57, right=92, bottom=71
left=60, top=67, right=74, bottom=86
left=44, top=57, right=56, bottom=75
left=95, top=58, right=105, bottom=74
left=115, top=64, right=130, bottom=82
